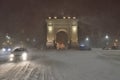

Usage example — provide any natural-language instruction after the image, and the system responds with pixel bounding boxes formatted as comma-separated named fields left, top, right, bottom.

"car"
left=9, top=47, right=28, bottom=62
left=102, top=46, right=120, bottom=50
left=79, top=44, right=91, bottom=50
left=102, top=46, right=111, bottom=50
left=111, top=46, right=120, bottom=50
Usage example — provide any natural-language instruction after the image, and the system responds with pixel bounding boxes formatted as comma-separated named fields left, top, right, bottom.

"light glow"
left=10, top=54, right=14, bottom=58
left=10, top=58, right=13, bottom=61
left=73, top=17, right=76, bottom=19
left=48, top=26, right=53, bottom=32
left=85, top=37, right=89, bottom=41
left=22, top=52, right=27, bottom=61
left=105, top=35, right=109, bottom=39
left=80, top=44, right=85, bottom=47
left=2, top=48, right=6, bottom=52
left=72, top=26, right=77, bottom=32
left=68, top=17, right=71, bottom=19
left=63, top=17, right=66, bottom=19
left=115, top=39, right=118, bottom=42
left=8, top=48, right=11, bottom=51
left=54, top=16, right=57, bottom=19
left=48, top=17, right=51, bottom=19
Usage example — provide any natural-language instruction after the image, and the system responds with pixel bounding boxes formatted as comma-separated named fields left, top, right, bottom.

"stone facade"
left=46, top=17, right=78, bottom=48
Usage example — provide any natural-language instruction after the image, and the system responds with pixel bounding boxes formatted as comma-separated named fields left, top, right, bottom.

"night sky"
left=0, top=0, right=120, bottom=37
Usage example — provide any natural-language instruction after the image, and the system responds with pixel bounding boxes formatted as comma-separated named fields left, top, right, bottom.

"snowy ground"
left=0, top=48, right=120, bottom=80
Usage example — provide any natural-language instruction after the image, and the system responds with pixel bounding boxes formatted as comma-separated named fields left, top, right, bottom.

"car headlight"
left=10, top=54, right=14, bottom=58
left=2, top=48, right=6, bottom=52
left=8, top=48, right=12, bottom=51
left=10, top=57, right=14, bottom=61
left=80, top=44, right=85, bottom=47
left=22, top=52, right=27, bottom=61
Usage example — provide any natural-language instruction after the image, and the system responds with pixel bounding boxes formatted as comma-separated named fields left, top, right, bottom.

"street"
left=0, top=49, right=120, bottom=80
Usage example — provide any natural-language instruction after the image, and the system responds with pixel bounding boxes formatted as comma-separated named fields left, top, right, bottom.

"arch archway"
left=56, top=31, right=68, bottom=43
left=55, top=31, right=68, bottom=49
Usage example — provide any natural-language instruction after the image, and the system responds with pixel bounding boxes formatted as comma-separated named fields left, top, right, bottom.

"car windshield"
left=14, top=48, right=26, bottom=52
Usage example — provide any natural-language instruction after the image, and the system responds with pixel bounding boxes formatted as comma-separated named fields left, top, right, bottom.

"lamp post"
left=85, top=37, right=89, bottom=46
left=105, top=35, right=109, bottom=47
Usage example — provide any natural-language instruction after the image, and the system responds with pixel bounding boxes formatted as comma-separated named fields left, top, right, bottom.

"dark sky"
left=0, top=0, right=120, bottom=36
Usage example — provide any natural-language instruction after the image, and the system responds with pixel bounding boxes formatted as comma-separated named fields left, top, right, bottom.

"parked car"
left=9, top=47, right=28, bottom=62
left=111, top=46, right=120, bottom=50
left=102, top=46, right=111, bottom=50
left=79, top=44, right=91, bottom=50
left=103, top=46, right=120, bottom=50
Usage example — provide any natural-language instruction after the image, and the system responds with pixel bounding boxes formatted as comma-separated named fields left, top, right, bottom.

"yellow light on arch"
left=72, top=26, right=77, bottom=32
left=48, top=26, right=53, bottom=32
left=48, top=17, right=51, bottom=19
left=68, top=17, right=71, bottom=19
left=54, top=16, right=57, bottom=19
left=73, top=17, right=76, bottom=19
left=63, top=17, right=66, bottom=19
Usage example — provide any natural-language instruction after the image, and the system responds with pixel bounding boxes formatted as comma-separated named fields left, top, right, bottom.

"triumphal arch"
left=46, top=17, right=78, bottom=49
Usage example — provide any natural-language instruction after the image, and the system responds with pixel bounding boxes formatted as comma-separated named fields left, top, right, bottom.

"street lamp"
left=85, top=37, right=89, bottom=41
left=85, top=37, right=90, bottom=46
left=105, top=35, right=109, bottom=46
left=105, top=35, right=109, bottom=39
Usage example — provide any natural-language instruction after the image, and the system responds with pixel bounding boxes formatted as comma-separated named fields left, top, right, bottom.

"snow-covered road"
left=0, top=49, right=120, bottom=80
left=0, top=61, right=63, bottom=80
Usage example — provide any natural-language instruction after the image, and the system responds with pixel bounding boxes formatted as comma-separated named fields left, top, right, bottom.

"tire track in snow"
left=0, top=62, right=28, bottom=80
left=5, top=63, right=24, bottom=80
left=13, top=62, right=31, bottom=80
left=0, top=63, right=15, bottom=74
left=0, top=63, right=17, bottom=79
left=0, top=62, right=63, bottom=80
left=27, top=66, right=40, bottom=80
